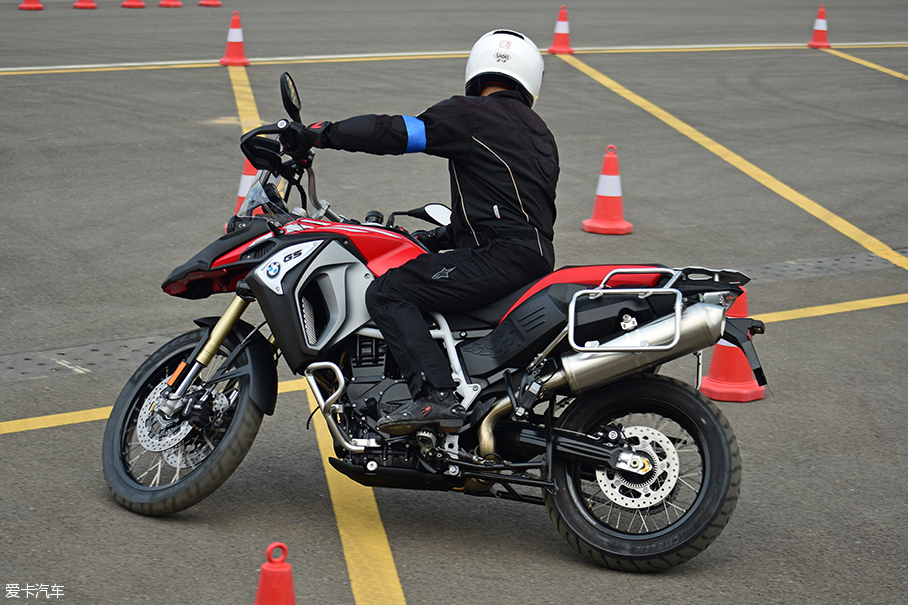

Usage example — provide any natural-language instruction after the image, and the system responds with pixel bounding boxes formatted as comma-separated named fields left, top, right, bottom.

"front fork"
left=155, top=296, right=250, bottom=419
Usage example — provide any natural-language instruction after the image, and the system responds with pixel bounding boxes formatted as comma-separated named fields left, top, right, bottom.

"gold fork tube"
left=196, top=295, right=250, bottom=367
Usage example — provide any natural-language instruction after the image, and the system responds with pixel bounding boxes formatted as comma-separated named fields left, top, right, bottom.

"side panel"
left=247, top=239, right=373, bottom=373
left=308, top=223, right=426, bottom=277
left=459, top=284, right=578, bottom=377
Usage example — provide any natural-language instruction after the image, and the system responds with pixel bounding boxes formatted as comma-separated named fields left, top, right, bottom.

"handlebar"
left=240, top=117, right=447, bottom=231
left=240, top=119, right=346, bottom=223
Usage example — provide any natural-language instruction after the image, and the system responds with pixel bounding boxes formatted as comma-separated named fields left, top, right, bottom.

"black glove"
left=411, top=225, right=451, bottom=253
left=281, top=121, right=332, bottom=158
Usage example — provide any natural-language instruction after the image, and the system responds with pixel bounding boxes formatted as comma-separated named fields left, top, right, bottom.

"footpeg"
left=416, top=428, right=438, bottom=456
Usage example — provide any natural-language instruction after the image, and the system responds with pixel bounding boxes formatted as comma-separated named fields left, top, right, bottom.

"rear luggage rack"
left=567, top=267, right=683, bottom=353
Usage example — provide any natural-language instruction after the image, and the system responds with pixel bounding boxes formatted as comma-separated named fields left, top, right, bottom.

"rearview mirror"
left=280, top=72, right=302, bottom=122
left=421, top=203, right=452, bottom=226
left=388, top=203, right=452, bottom=227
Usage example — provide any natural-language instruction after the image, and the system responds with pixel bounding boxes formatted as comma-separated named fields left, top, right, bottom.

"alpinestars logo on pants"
left=432, top=266, right=457, bottom=280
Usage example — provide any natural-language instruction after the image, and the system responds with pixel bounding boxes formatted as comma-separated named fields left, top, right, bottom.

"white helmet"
left=465, top=30, right=544, bottom=107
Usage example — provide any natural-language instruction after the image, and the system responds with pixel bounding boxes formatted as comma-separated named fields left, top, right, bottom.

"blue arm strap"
left=402, top=115, right=427, bottom=153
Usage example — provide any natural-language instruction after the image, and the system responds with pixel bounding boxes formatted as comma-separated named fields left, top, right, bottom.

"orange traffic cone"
left=74, top=0, right=98, bottom=9
left=582, top=145, right=632, bottom=235
left=19, top=0, right=44, bottom=10
left=547, top=5, right=574, bottom=55
left=699, top=288, right=765, bottom=402
left=158, top=0, right=183, bottom=7
left=220, top=11, right=250, bottom=66
left=252, top=542, right=297, bottom=605
left=122, top=0, right=146, bottom=7
left=807, top=5, right=832, bottom=49
left=235, top=158, right=258, bottom=215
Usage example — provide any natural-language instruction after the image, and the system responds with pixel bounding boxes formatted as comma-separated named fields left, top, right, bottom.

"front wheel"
left=544, top=374, right=741, bottom=571
left=102, top=329, right=264, bottom=516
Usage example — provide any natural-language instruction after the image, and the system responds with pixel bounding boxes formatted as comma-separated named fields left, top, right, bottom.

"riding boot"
left=376, top=387, right=465, bottom=436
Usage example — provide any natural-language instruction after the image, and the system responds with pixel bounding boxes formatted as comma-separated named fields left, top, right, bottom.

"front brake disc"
left=135, top=380, right=193, bottom=452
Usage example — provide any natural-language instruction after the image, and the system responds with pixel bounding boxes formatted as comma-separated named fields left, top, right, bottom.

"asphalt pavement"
left=1, top=1, right=907, bottom=604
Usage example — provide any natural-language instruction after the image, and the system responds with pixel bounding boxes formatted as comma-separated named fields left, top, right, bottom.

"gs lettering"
left=284, top=250, right=303, bottom=263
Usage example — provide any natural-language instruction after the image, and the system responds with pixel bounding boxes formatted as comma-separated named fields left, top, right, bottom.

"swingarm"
left=436, top=425, right=654, bottom=492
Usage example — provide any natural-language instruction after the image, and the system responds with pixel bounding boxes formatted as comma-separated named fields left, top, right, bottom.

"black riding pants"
left=365, top=239, right=551, bottom=396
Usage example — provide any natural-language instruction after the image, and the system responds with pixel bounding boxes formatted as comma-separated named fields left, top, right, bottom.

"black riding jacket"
left=318, top=91, right=559, bottom=268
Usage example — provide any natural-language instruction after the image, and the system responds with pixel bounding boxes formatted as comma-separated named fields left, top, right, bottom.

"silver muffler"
left=542, top=302, right=726, bottom=395
left=468, top=302, right=726, bottom=492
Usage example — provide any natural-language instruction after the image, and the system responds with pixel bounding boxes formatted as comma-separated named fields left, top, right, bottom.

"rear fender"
left=721, top=317, right=768, bottom=386
left=193, top=317, right=279, bottom=415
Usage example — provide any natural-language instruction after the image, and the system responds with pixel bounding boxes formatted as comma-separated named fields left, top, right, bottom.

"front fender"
left=193, top=317, right=279, bottom=415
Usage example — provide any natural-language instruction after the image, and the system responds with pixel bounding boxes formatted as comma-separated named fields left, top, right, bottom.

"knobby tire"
left=544, top=374, right=741, bottom=571
left=102, top=329, right=263, bottom=516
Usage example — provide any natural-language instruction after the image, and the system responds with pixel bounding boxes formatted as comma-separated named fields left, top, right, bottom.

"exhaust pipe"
left=466, top=303, right=725, bottom=493
left=542, top=302, right=726, bottom=395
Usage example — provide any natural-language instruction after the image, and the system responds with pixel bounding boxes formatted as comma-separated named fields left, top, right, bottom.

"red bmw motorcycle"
left=102, top=73, right=767, bottom=571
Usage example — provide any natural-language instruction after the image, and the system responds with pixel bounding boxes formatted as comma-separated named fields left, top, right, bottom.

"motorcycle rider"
left=283, top=30, right=559, bottom=435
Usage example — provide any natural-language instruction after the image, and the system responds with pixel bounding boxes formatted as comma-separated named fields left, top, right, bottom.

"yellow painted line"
left=754, top=292, right=908, bottom=324
left=226, top=65, right=262, bottom=131
left=251, top=52, right=468, bottom=67
left=556, top=54, right=908, bottom=273
left=572, top=42, right=908, bottom=54
left=822, top=48, right=908, bottom=81
left=0, top=406, right=112, bottom=435
left=0, top=53, right=468, bottom=77
left=573, top=45, right=803, bottom=54
left=0, top=61, right=219, bottom=77
left=278, top=378, right=407, bottom=605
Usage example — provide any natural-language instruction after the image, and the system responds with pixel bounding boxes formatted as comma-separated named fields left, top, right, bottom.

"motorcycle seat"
left=452, top=264, right=666, bottom=328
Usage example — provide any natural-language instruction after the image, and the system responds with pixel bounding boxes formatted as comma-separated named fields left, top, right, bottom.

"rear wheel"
left=544, top=374, right=741, bottom=571
left=102, top=329, right=264, bottom=516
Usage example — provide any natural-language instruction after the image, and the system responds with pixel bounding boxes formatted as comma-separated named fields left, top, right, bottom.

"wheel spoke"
left=635, top=509, right=649, bottom=532
left=172, top=448, right=183, bottom=483
left=149, top=457, right=164, bottom=487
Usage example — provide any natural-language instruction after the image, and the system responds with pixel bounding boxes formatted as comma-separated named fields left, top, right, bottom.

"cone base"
left=582, top=218, right=633, bottom=235
left=19, top=2, right=45, bottom=9
left=199, top=0, right=222, bottom=5
left=220, top=57, right=250, bottom=66
left=253, top=568, right=297, bottom=605
left=700, top=377, right=765, bottom=403
left=158, top=0, right=182, bottom=6
left=122, top=1, right=146, bottom=6
left=807, top=41, right=831, bottom=49
left=547, top=45, right=574, bottom=55
left=74, top=2, right=98, bottom=8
